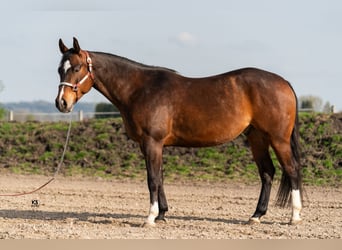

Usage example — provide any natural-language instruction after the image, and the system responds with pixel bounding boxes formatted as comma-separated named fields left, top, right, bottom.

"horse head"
left=55, top=37, right=94, bottom=113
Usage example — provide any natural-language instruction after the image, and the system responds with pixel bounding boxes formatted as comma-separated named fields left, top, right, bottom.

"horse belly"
left=169, top=117, right=249, bottom=147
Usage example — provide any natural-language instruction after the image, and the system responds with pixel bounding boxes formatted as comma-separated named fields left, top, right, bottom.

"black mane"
left=92, top=51, right=178, bottom=74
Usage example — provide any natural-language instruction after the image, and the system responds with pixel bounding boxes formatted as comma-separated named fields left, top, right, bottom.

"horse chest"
left=121, top=117, right=142, bottom=142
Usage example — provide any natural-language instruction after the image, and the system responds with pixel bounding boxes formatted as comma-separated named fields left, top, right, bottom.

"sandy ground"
left=0, top=174, right=341, bottom=239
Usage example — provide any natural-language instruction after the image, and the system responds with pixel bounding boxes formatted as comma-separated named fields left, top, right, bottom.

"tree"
left=299, top=95, right=323, bottom=112
left=0, top=80, right=3, bottom=93
left=0, top=81, right=5, bottom=120
left=94, top=102, right=120, bottom=119
left=322, top=101, right=334, bottom=113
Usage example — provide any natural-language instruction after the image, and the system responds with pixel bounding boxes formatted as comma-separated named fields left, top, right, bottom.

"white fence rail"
left=5, top=110, right=121, bottom=122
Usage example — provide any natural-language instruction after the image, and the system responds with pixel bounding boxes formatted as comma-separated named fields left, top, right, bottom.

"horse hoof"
left=248, top=217, right=261, bottom=224
left=290, top=218, right=303, bottom=225
left=142, top=221, right=156, bottom=228
left=155, top=218, right=167, bottom=224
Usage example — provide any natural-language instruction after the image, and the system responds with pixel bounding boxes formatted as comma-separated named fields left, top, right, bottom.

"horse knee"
left=147, top=173, right=162, bottom=190
left=262, top=171, right=274, bottom=184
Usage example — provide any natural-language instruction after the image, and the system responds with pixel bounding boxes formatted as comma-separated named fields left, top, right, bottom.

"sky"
left=1, top=0, right=341, bottom=111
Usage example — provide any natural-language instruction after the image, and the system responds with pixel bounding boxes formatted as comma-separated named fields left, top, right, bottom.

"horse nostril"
left=55, top=97, right=67, bottom=111
left=61, top=98, right=67, bottom=109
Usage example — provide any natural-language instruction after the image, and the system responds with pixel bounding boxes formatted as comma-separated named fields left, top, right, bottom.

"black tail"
left=276, top=96, right=303, bottom=207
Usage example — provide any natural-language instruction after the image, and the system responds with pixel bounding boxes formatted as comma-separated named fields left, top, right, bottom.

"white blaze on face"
left=63, top=60, right=71, bottom=73
left=58, top=60, right=71, bottom=105
left=146, top=201, right=159, bottom=225
left=291, top=189, right=302, bottom=222
left=58, top=85, right=65, bottom=104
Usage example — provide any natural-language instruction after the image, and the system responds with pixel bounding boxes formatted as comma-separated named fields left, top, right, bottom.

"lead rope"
left=0, top=113, right=73, bottom=197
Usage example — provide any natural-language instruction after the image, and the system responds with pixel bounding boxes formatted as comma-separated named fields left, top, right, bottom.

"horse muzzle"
left=55, top=97, right=74, bottom=113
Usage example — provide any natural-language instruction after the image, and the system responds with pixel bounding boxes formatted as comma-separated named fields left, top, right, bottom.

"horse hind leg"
left=271, top=139, right=302, bottom=225
left=247, top=128, right=275, bottom=224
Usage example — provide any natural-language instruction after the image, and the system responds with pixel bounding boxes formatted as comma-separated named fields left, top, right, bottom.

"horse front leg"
left=141, top=137, right=168, bottom=227
left=155, top=175, right=168, bottom=222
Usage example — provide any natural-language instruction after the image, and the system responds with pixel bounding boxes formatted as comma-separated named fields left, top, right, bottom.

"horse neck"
left=90, top=52, right=144, bottom=110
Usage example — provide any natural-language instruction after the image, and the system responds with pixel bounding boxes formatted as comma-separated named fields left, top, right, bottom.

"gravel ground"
left=0, top=174, right=341, bottom=239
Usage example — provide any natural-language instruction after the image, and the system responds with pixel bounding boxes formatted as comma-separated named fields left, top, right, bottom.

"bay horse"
left=55, top=37, right=303, bottom=226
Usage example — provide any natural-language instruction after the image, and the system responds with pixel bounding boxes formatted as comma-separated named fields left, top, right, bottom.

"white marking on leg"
left=146, top=201, right=159, bottom=225
left=249, top=217, right=261, bottom=224
left=291, top=189, right=302, bottom=223
left=63, top=60, right=71, bottom=73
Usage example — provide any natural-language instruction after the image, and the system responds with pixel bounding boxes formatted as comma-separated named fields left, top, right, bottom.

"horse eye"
left=74, top=65, right=81, bottom=72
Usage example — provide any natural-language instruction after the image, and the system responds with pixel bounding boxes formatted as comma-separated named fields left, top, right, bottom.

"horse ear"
left=59, top=38, right=69, bottom=54
left=73, top=37, right=81, bottom=54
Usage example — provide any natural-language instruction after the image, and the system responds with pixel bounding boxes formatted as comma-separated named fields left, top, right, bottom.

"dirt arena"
left=0, top=174, right=341, bottom=239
